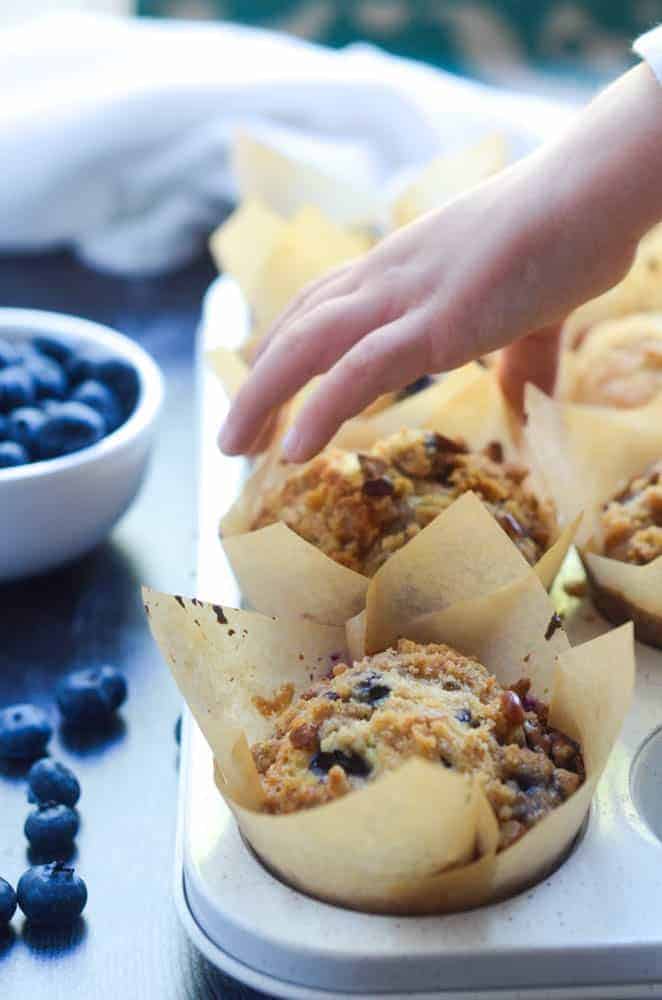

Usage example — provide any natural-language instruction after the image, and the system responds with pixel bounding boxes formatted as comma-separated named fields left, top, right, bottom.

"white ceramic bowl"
left=0, top=308, right=164, bottom=582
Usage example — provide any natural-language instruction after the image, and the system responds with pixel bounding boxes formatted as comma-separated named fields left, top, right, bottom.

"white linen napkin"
left=0, top=12, right=573, bottom=275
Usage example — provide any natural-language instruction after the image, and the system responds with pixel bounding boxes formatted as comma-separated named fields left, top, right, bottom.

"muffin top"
left=568, top=321, right=662, bottom=409
left=251, top=428, right=554, bottom=575
left=600, top=460, right=662, bottom=564
left=251, top=639, right=584, bottom=851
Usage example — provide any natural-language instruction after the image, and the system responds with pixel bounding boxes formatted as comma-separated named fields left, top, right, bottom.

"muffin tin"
left=173, top=275, right=662, bottom=998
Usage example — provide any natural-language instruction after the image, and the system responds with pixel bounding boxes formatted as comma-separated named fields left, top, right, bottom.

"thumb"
left=498, top=323, right=562, bottom=417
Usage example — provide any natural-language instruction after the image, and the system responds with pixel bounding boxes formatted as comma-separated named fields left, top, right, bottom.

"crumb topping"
left=251, top=640, right=584, bottom=851
left=251, top=429, right=554, bottom=575
left=600, top=460, right=662, bottom=564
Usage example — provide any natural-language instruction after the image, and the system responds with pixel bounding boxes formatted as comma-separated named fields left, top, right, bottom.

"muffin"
left=564, top=314, right=662, bottom=409
left=252, top=639, right=584, bottom=851
left=250, top=428, right=555, bottom=575
left=600, top=460, right=662, bottom=565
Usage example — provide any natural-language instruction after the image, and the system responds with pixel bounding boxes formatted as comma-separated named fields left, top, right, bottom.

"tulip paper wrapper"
left=144, top=493, right=634, bottom=915
left=207, top=352, right=570, bottom=626
left=525, top=384, right=662, bottom=646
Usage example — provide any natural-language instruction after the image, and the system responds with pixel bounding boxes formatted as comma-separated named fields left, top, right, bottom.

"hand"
left=220, top=64, right=662, bottom=462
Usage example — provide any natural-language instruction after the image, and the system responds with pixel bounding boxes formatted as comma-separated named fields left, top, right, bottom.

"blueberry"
left=0, top=366, right=35, bottom=413
left=0, top=878, right=16, bottom=925
left=6, top=406, right=47, bottom=456
left=456, top=709, right=472, bottom=724
left=25, top=803, right=79, bottom=856
left=0, top=704, right=51, bottom=759
left=41, top=399, right=63, bottom=416
left=95, top=357, right=140, bottom=416
left=56, top=665, right=127, bottom=728
left=0, top=339, right=20, bottom=369
left=32, top=335, right=73, bottom=365
left=36, top=401, right=105, bottom=460
left=0, top=441, right=29, bottom=468
left=65, top=351, right=100, bottom=387
left=309, top=749, right=371, bottom=777
left=28, top=759, right=80, bottom=808
left=23, top=353, right=68, bottom=400
left=353, top=672, right=390, bottom=705
left=17, top=863, right=87, bottom=926
left=397, top=374, right=434, bottom=399
left=71, top=379, right=123, bottom=433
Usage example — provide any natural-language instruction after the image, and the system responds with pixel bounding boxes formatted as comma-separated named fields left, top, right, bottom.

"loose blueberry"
left=0, top=366, right=35, bottom=413
left=310, top=749, right=371, bottom=777
left=28, top=759, right=80, bottom=808
left=0, top=339, right=20, bottom=369
left=23, top=353, right=68, bottom=400
left=7, top=407, right=47, bottom=456
left=0, top=704, right=51, bottom=759
left=17, top=863, right=87, bottom=926
left=32, top=335, right=73, bottom=365
left=353, top=672, right=390, bottom=705
left=0, top=878, right=17, bottom=925
left=0, top=441, right=29, bottom=468
left=36, top=401, right=105, bottom=460
left=95, top=357, right=140, bottom=416
left=56, top=665, right=127, bottom=728
left=71, top=379, right=123, bottom=433
left=25, top=803, right=79, bottom=856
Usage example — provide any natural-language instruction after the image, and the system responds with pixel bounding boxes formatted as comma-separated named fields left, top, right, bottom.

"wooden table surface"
left=0, top=250, right=268, bottom=1000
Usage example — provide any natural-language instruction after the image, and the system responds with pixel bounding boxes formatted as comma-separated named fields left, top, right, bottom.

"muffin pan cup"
left=164, top=278, right=662, bottom=997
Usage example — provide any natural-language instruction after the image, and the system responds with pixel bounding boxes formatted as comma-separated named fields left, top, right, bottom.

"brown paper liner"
left=144, top=496, right=634, bottom=915
left=214, top=363, right=567, bottom=625
left=525, top=383, right=662, bottom=645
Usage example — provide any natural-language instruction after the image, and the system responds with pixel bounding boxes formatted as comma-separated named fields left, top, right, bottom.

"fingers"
left=282, top=311, right=428, bottom=461
left=252, top=262, right=354, bottom=364
left=245, top=407, right=280, bottom=456
left=498, top=323, right=562, bottom=416
left=219, top=291, right=383, bottom=454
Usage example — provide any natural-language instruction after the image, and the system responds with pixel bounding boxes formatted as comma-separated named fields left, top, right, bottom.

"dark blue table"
left=0, top=250, right=267, bottom=999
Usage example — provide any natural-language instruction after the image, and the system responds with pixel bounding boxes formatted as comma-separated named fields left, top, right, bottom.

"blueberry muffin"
left=567, top=318, right=662, bottom=409
left=250, top=429, right=555, bottom=575
left=251, top=640, right=584, bottom=851
left=600, top=461, right=662, bottom=565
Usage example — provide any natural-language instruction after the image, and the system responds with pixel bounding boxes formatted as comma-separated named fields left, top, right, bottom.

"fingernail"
left=218, top=423, right=237, bottom=454
left=281, top=426, right=301, bottom=462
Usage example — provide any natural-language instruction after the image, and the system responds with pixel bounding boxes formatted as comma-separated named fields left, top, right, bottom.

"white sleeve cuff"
left=634, top=25, right=662, bottom=84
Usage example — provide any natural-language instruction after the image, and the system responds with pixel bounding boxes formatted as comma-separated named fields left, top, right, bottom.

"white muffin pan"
left=173, top=276, right=662, bottom=998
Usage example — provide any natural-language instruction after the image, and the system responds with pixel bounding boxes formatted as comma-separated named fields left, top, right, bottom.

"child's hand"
left=220, top=63, right=662, bottom=462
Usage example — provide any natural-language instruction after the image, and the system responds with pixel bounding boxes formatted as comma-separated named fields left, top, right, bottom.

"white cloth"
left=1, top=12, right=573, bottom=275
left=634, top=25, right=662, bottom=84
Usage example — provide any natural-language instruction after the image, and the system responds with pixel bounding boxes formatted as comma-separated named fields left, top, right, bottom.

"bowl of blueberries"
left=0, top=308, right=163, bottom=582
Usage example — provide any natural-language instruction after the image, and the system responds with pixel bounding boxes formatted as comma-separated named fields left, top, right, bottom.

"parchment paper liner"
left=209, top=354, right=569, bottom=625
left=210, top=198, right=372, bottom=355
left=525, top=383, right=662, bottom=645
left=144, top=495, right=634, bottom=915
